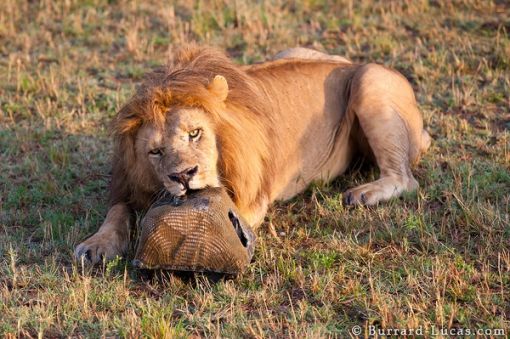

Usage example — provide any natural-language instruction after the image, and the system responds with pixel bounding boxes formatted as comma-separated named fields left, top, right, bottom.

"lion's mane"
left=110, top=45, right=278, bottom=215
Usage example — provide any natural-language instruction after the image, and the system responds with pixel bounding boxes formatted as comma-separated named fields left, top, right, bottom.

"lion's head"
left=136, top=105, right=220, bottom=197
left=110, top=45, right=278, bottom=220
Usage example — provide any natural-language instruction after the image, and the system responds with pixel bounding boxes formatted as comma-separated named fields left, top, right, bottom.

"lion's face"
left=135, top=107, right=220, bottom=196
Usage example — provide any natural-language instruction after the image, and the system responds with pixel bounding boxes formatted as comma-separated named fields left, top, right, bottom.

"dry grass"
left=1, top=0, right=509, bottom=337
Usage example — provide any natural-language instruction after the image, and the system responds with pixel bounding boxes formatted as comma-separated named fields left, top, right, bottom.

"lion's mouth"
left=176, top=187, right=187, bottom=196
left=165, top=174, right=216, bottom=197
left=164, top=182, right=188, bottom=197
left=167, top=180, right=204, bottom=197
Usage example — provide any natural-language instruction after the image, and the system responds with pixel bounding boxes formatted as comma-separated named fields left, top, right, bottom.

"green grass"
left=1, top=0, right=509, bottom=337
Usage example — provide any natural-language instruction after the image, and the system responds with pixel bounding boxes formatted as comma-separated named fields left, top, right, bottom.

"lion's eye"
left=188, top=128, right=202, bottom=140
left=148, top=148, right=163, bottom=156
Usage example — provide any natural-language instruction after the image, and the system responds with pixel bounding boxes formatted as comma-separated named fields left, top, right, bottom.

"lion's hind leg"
left=343, top=63, right=427, bottom=205
left=343, top=119, right=419, bottom=205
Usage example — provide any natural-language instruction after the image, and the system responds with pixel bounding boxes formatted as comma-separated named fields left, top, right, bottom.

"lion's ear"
left=208, top=75, right=229, bottom=102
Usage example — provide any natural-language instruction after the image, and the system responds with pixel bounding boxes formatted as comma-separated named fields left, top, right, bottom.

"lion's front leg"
left=74, top=203, right=131, bottom=264
left=241, top=197, right=269, bottom=230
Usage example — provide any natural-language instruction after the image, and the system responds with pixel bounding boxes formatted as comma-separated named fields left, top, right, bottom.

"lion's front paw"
left=74, top=230, right=128, bottom=265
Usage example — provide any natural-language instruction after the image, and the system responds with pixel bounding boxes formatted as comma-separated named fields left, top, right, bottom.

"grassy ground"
left=1, top=0, right=509, bottom=337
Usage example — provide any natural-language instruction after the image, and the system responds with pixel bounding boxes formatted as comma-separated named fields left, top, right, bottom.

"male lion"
left=75, top=46, right=431, bottom=264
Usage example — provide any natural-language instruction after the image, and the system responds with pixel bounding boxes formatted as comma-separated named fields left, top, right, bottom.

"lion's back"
left=245, top=59, right=359, bottom=200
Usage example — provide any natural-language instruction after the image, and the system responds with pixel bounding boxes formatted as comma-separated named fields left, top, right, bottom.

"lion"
left=75, top=45, right=431, bottom=264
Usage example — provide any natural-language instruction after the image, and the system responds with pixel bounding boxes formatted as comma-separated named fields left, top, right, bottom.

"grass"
left=0, top=0, right=509, bottom=337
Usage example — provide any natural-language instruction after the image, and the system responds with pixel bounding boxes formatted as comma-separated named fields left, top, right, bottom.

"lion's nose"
left=168, top=166, right=198, bottom=187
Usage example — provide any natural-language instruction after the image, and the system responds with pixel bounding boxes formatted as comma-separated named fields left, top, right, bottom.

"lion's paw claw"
left=74, top=232, right=126, bottom=265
